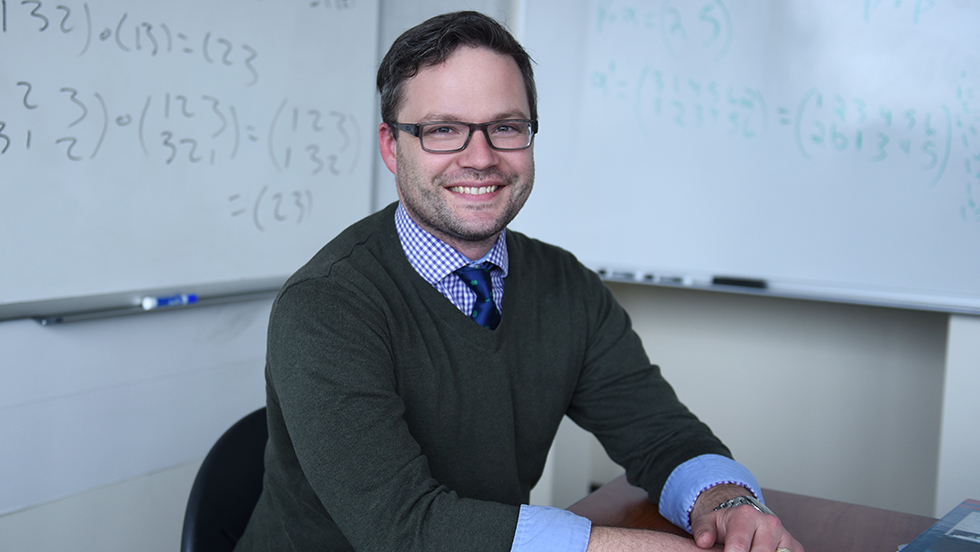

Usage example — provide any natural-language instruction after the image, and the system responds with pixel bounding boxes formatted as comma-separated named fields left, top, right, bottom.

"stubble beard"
left=397, top=153, right=534, bottom=245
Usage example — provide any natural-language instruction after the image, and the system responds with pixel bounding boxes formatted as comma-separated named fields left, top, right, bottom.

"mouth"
left=448, top=185, right=499, bottom=196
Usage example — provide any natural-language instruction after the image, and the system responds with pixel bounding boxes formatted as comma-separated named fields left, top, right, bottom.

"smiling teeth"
left=450, top=185, right=498, bottom=195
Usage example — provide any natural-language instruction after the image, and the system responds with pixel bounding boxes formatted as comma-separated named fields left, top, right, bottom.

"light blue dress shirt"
left=394, top=204, right=764, bottom=551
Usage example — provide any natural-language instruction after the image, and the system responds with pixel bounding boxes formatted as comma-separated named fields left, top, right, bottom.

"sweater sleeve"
left=563, top=269, right=733, bottom=503
left=264, top=276, right=519, bottom=552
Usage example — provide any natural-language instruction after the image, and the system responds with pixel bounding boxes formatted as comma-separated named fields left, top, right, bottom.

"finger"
left=720, top=508, right=780, bottom=552
left=691, top=513, right=720, bottom=549
left=776, top=535, right=805, bottom=552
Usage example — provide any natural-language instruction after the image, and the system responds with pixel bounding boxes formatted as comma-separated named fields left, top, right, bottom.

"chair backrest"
left=181, top=407, right=268, bottom=552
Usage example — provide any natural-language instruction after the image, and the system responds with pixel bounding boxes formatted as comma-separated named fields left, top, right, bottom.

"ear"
left=378, top=122, right=398, bottom=175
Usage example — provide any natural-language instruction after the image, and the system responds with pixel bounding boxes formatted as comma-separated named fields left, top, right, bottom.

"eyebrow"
left=417, top=111, right=530, bottom=123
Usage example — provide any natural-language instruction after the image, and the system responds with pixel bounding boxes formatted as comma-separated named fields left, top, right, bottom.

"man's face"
left=379, top=46, right=534, bottom=258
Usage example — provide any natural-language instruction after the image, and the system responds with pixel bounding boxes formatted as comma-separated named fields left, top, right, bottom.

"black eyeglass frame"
left=388, top=119, right=539, bottom=153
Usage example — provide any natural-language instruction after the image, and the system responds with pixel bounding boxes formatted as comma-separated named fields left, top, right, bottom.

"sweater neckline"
left=381, top=206, right=512, bottom=346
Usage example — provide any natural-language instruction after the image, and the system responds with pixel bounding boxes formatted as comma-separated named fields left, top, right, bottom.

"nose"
left=457, top=127, right=499, bottom=169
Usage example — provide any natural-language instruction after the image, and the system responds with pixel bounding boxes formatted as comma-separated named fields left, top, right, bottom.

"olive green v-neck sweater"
left=235, top=203, right=730, bottom=552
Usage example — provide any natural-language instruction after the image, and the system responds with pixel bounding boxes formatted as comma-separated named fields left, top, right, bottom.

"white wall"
left=0, top=1, right=973, bottom=550
left=590, top=283, right=948, bottom=516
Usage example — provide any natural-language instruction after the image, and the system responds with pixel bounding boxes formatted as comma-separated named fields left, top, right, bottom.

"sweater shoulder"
left=282, top=203, right=399, bottom=290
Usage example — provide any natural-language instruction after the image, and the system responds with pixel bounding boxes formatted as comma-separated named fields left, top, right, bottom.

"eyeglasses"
left=389, top=119, right=538, bottom=153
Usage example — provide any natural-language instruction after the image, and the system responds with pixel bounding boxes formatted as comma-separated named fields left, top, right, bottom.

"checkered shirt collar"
left=394, top=202, right=509, bottom=284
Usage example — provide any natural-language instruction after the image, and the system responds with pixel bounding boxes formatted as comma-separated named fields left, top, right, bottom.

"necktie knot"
left=454, top=263, right=501, bottom=330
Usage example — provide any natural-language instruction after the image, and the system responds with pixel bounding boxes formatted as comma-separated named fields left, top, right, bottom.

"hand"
left=689, top=484, right=804, bottom=552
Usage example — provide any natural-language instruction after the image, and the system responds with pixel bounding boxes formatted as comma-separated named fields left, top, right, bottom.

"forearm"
left=586, top=526, right=720, bottom=552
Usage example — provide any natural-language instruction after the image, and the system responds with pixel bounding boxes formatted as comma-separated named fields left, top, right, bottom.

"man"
left=236, top=11, right=803, bottom=552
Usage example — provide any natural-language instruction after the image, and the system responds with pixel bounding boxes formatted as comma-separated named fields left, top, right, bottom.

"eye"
left=423, top=123, right=465, bottom=137
left=490, top=121, right=524, bottom=135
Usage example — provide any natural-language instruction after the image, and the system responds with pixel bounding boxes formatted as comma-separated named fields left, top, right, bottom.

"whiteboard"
left=513, top=0, right=980, bottom=313
left=0, top=0, right=379, bottom=317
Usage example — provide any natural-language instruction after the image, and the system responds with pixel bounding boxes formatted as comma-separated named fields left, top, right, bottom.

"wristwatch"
left=714, top=495, right=776, bottom=516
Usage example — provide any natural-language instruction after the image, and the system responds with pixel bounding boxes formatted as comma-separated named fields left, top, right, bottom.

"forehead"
left=397, top=46, right=529, bottom=121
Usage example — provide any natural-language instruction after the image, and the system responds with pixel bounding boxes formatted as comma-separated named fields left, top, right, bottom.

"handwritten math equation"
left=594, top=0, right=733, bottom=61
left=2, top=0, right=262, bottom=86
left=1, top=0, right=367, bottom=232
left=1, top=81, right=363, bottom=231
left=589, top=0, right=980, bottom=222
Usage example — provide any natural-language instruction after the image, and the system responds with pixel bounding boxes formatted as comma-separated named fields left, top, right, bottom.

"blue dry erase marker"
left=142, top=293, right=198, bottom=310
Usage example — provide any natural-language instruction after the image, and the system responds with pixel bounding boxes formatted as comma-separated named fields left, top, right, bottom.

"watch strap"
left=714, top=495, right=775, bottom=516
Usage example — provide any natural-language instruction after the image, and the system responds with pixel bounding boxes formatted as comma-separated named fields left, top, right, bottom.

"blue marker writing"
left=142, top=293, right=198, bottom=310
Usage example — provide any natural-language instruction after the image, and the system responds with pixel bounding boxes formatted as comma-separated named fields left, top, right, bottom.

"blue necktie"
left=454, top=264, right=501, bottom=330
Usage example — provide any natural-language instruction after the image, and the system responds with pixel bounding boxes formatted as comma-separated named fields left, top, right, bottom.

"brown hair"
left=377, top=11, right=537, bottom=133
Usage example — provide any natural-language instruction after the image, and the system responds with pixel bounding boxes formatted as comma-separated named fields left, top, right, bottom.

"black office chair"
left=181, top=407, right=268, bottom=552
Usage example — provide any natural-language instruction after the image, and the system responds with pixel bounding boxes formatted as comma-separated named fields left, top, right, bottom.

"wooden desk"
left=568, top=475, right=938, bottom=552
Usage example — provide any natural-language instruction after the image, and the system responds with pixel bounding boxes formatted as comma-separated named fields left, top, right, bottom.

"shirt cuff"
left=510, top=504, right=592, bottom=552
left=658, top=454, right=764, bottom=533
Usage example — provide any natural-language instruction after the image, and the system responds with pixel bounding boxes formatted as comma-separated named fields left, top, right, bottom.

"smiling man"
left=234, top=11, right=803, bottom=552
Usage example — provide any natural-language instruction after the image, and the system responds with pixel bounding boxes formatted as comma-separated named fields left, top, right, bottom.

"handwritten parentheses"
left=17, top=81, right=37, bottom=109
left=55, top=137, right=81, bottom=160
left=160, top=23, right=171, bottom=53
left=55, top=4, right=70, bottom=32
left=242, top=44, right=258, bottom=86
left=217, top=37, right=233, bottom=66
left=202, top=32, right=212, bottom=63
left=229, top=105, right=239, bottom=159
left=253, top=186, right=267, bottom=231
left=179, top=138, right=201, bottom=162
left=160, top=131, right=177, bottom=164
left=268, top=99, right=288, bottom=171
left=306, top=145, right=324, bottom=175
left=59, top=87, right=87, bottom=127
left=0, top=122, right=9, bottom=154
left=114, top=12, right=129, bottom=51
left=141, top=22, right=157, bottom=55
left=175, top=95, right=194, bottom=118
left=138, top=95, right=150, bottom=155
left=78, top=2, right=91, bottom=55
left=794, top=87, right=819, bottom=159
left=22, top=0, right=48, bottom=31
left=202, top=96, right=227, bottom=138
left=90, top=91, right=107, bottom=158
